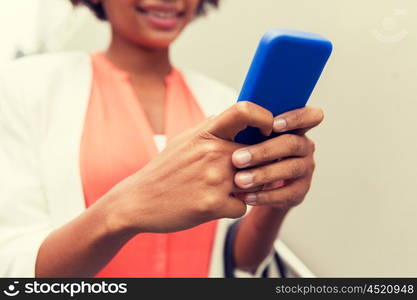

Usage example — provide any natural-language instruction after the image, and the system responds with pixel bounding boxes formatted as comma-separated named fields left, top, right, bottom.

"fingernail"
left=237, top=172, right=254, bottom=186
left=245, top=193, right=257, bottom=205
left=273, top=118, right=287, bottom=132
left=234, top=150, right=252, bottom=166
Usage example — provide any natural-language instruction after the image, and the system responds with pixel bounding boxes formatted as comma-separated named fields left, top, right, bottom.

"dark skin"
left=35, top=0, right=323, bottom=276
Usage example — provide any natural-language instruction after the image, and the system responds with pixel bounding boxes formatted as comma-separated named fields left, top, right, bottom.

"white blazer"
left=0, top=52, right=285, bottom=278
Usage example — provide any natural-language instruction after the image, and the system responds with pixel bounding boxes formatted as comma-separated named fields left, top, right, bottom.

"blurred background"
left=1, top=0, right=416, bottom=276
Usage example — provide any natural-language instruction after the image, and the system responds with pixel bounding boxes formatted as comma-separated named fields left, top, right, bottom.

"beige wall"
left=61, top=0, right=417, bottom=276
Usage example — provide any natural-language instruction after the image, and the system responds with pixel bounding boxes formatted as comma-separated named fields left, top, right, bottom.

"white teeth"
left=149, top=11, right=177, bottom=18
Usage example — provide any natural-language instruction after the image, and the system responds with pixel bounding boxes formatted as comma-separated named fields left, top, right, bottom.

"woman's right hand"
left=35, top=102, right=273, bottom=278
left=102, top=102, right=274, bottom=234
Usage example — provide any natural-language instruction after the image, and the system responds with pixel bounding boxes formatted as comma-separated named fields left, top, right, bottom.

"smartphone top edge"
left=261, top=28, right=333, bottom=50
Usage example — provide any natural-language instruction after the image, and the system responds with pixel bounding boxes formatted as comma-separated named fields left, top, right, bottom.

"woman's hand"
left=232, top=106, right=324, bottom=210
left=36, top=101, right=276, bottom=278
left=102, top=101, right=275, bottom=234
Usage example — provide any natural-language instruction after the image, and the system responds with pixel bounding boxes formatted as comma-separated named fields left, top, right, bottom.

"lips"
left=135, top=5, right=185, bottom=30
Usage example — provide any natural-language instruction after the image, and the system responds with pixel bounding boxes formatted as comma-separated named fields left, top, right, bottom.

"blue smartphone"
left=234, top=29, right=333, bottom=145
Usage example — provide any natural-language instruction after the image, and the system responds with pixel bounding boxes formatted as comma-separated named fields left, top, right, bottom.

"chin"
left=141, top=39, right=173, bottom=49
left=135, top=32, right=181, bottom=50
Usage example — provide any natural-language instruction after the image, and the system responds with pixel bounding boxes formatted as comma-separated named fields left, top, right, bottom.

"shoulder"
left=0, top=52, right=92, bottom=132
left=0, top=51, right=91, bottom=109
left=181, top=69, right=238, bottom=116
left=0, top=51, right=90, bottom=85
left=1, top=51, right=90, bottom=69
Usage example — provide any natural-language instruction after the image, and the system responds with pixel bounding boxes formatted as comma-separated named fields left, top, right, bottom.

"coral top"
left=80, top=53, right=217, bottom=277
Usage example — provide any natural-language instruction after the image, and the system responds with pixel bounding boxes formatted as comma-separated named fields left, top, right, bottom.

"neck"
left=105, top=31, right=172, bottom=79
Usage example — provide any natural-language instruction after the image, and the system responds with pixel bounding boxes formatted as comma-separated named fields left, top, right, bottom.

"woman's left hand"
left=232, top=106, right=324, bottom=209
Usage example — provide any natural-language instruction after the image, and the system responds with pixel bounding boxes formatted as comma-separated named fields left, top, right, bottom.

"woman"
left=0, top=0, right=323, bottom=277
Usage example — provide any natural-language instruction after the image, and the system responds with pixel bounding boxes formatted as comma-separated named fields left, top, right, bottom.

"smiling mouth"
left=135, top=7, right=186, bottom=19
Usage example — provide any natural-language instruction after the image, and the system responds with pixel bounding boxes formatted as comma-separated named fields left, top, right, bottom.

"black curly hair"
left=70, top=0, right=220, bottom=21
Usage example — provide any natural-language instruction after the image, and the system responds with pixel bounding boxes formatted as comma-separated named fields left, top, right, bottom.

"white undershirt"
left=153, top=134, right=167, bottom=153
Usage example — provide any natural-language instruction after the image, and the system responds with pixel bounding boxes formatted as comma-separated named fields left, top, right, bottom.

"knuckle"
left=284, top=134, right=301, bottom=153
left=202, top=142, right=221, bottom=154
left=227, top=203, right=247, bottom=219
left=201, top=151, right=219, bottom=164
left=199, top=142, right=222, bottom=159
left=197, top=129, right=214, bottom=141
left=287, top=197, right=302, bottom=207
left=287, top=188, right=303, bottom=205
left=290, top=160, right=307, bottom=178
left=197, top=194, right=223, bottom=216
left=256, top=144, right=271, bottom=162
left=304, top=179, right=312, bottom=194
left=289, top=181, right=311, bottom=206
left=261, top=109, right=274, bottom=124
left=308, top=139, right=316, bottom=154
left=293, top=109, right=304, bottom=123
left=257, top=166, right=273, bottom=184
left=203, top=167, right=225, bottom=186
left=234, top=101, right=252, bottom=116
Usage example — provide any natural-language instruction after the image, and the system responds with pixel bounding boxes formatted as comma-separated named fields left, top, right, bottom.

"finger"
left=232, top=134, right=313, bottom=168
left=231, top=184, right=264, bottom=193
left=233, top=180, right=285, bottom=202
left=219, top=195, right=248, bottom=219
left=206, top=101, right=274, bottom=141
left=239, top=177, right=311, bottom=206
left=262, top=180, right=286, bottom=190
left=234, top=157, right=311, bottom=189
left=233, top=180, right=285, bottom=195
left=272, top=106, right=324, bottom=135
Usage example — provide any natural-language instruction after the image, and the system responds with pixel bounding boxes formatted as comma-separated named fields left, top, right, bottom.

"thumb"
left=205, top=102, right=274, bottom=141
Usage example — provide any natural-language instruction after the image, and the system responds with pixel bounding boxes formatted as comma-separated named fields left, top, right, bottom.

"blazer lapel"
left=181, top=69, right=237, bottom=118
left=41, top=53, right=92, bottom=227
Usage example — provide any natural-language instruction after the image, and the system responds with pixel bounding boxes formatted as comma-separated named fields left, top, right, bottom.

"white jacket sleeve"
left=0, top=69, right=53, bottom=277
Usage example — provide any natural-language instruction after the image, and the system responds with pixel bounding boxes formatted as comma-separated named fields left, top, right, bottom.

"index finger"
left=206, top=101, right=274, bottom=141
left=272, top=106, right=324, bottom=135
